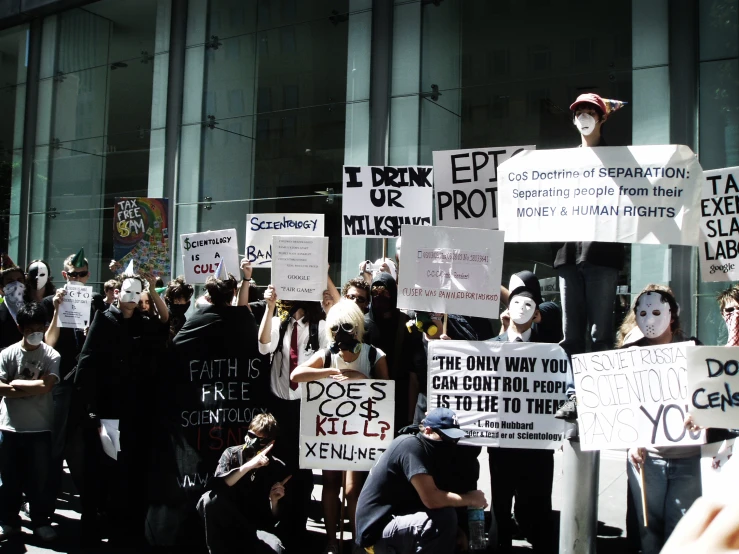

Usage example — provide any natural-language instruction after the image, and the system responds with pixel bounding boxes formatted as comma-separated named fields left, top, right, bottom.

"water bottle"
left=467, top=506, right=487, bottom=551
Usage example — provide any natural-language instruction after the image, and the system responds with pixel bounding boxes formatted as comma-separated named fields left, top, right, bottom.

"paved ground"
left=7, top=449, right=631, bottom=553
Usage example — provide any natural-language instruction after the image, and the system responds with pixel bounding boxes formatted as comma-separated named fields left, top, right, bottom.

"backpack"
left=322, top=344, right=379, bottom=376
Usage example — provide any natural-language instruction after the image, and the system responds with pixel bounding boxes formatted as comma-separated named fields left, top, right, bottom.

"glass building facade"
left=0, top=0, right=736, bottom=345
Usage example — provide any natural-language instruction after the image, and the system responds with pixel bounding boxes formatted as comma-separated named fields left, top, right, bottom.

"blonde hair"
left=325, top=298, right=365, bottom=343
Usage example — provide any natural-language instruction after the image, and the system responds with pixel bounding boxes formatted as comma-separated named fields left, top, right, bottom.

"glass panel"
left=700, top=59, right=739, bottom=170
left=700, top=0, right=739, bottom=62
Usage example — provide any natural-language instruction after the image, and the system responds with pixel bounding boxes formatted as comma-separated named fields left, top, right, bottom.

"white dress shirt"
left=507, top=328, right=532, bottom=343
left=259, top=316, right=327, bottom=400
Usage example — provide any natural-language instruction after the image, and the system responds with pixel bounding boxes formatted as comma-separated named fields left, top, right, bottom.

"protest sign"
left=701, top=439, right=739, bottom=504
left=699, top=167, right=739, bottom=281
left=113, top=198, right=170, bottom=276
left=179, top=228, right=239, bottom=284
left=299, top=379, right=395, bottom=470
left=498, top=145, right=703, bottom=245
left=342, top=165, right=434, bottom=237
left=271, top=235, right=328, bottom=301
left=572, top=342, right=706, bottom=451
left=396, top=225, right=504, bottom=319
left=687, top=345, right=739, bottom=429
left=245, top=213, right=324, bottom=268
left=58, top=282, right=93, bottom=329
left=427, top=341, right=569, bottom=449
left=433, top=145, right=534, bottom=229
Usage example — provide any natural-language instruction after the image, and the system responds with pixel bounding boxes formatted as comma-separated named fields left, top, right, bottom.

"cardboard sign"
left=58, top=282, right=93, bottom=329
left=701, top=439, right=739, bottom=504
left=245, top=213, right=325, bottom=268
left=342, top=165, right=434, bottom=237
left=699, top=167, right=739, bottom=281
left=271, top=235, right=328, bottom=301
left=433, top=145, right=535, bottom=229
left=687, top=346, right=739, bottom=429
left=427, top=341, right=569, bottom=449
left=113, top=198, right=170, bottom=277
left=299, top=379, right=395, bottom=470
left=180, top=229, right=239, bottom=285
left=397, top=225, right=504, bottom=319
left=572, top=342, right=706, bottom=451
left=498, top=145, right=703, bottom=245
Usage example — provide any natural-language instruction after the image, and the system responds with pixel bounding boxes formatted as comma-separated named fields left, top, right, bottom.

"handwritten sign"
left=572, top=343, right=706, bottom=451
left=427, top=341, right=569, bottom=449
left=699, top=167, right=739, bottom=281
left=397, top=225, right=503, bottom=319
left=271, top=235, right=328, bottom=301
left=687, top=346, right=739, bottom=429
left=342, top=165, right=434, bottom=237
left=245, top=213, right=324, bottom=268
left=58, top=282, right=93, bottom=329
left=299, top=379, right=395, bottom=470
left=498, top=145, right=703, bottom=245
left=113, top=198, right=170, bottom=276
left=179, top=229, right=239, bottom=285
left=433, top=145, right=534, bottom=229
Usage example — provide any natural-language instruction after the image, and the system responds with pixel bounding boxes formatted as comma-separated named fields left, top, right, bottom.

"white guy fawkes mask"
left=574, top=113, right=596, bottom=136
left=509, top=296, right=536, bottom=325
left=29, top=262, right=48, bottom=291
left=635, top=292, right=672, bottom=339
left=120, top=278, right=142, bottom=304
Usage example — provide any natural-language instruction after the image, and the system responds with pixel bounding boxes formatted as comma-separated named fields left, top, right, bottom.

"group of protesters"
left=1, top=91, right=739, bottom=554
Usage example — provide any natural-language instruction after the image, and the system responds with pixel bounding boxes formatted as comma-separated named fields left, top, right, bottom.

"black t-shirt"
left=355, top=434, right=433, bottom=547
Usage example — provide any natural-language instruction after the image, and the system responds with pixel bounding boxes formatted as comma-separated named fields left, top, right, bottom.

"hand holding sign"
left=241, top=258, right=253, bottom=281
left=52, top=288, right=66, bottom=310
left=264, top=285, right=278, bottom=308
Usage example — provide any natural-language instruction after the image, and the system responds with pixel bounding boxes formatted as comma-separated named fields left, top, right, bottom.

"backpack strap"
left=323, top=349, right=332, bottom=368
left=307, top=321, right=320, bottom=353
left=368, top=345, right=377, bottom=368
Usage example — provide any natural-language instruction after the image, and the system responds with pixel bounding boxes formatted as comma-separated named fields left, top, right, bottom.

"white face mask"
left=119, top=278, right=142, bottom=304
left=635, top=292, right=672, bottom=339
left=29, top=262, right=48, bottom=291
left=575, top=113, right=597, bottom=136
left=509, top=296, right=536, bottom=325
left=26, top=332, right=44, bottom=346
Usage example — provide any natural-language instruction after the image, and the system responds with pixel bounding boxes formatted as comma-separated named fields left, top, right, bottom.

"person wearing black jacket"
left=364, top=272, right=425, bottom=428
left=488, top=271, right=559, bottom=554
left=75, top=273, right=168, bottom=547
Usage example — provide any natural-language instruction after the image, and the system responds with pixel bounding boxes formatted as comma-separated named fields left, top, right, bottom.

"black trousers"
left=269, top=395, right=314, bottom=548
left=487, top=448, right=555, bottom=553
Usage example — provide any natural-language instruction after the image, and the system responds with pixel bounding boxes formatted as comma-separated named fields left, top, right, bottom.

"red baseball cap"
left=570, top=93, right=607, bottom=114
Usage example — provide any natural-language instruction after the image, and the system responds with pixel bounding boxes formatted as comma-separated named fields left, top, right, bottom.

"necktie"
left=515, top=337, right=523, bottom=342
left=289, top=323, right=299, bottom=390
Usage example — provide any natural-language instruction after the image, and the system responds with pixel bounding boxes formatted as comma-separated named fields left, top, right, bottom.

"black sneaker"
left=555, top=397, right=577, bottom=420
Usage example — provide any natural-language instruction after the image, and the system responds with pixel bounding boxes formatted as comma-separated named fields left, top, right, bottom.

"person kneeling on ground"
left=355, top=407, right=487, bottom=554
left=197, top=413, right=290, bottom=554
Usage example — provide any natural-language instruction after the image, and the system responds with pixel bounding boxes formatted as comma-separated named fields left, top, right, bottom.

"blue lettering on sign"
left=246, top=244, right=272, bottom=265
left=249, top=216, right=320, bottom=232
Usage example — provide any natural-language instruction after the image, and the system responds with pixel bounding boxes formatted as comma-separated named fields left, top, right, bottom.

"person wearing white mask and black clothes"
left=621, top=285, right=703, bottom=554
left=75, top=273, right=169, bottom=547
left=553, top=93, right=628, bottom=421
left=487, top=271, right=560, bottom=554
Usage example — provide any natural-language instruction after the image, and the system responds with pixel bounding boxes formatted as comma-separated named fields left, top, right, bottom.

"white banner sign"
left=573, top=342, right=706, bottom=451
left=701, top=439, right=739, bottom=504
left=498, top=145, right=703, bottom=245
left=699, top=167, right=739, bottom=281
left=180, top=229, right=239, bottom=284
left=687, top=346, right=739, bottom=429
left=397, top=225, right=504, bottom=319
left=433, top=145, right=534, bottom=229
left=427, top=341, right=569, bottom=449
left=342, top=165, right=434, bottom=237
left=299, top=379, right=395, bottom=470
left=272, top=235, right=328, bottom=301
left=58, top=283, right=93, bottom=329
left=245, top=213, right=324, bottom=268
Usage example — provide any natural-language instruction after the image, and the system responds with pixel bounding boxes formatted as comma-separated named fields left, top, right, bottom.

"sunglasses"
left=330, top=322, right=355, bottom=334
left=247, top=430, right=272, bottom=446
left=66, top=270, right=89, bottom=278
left=346, top=294, right=368, bottom=305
